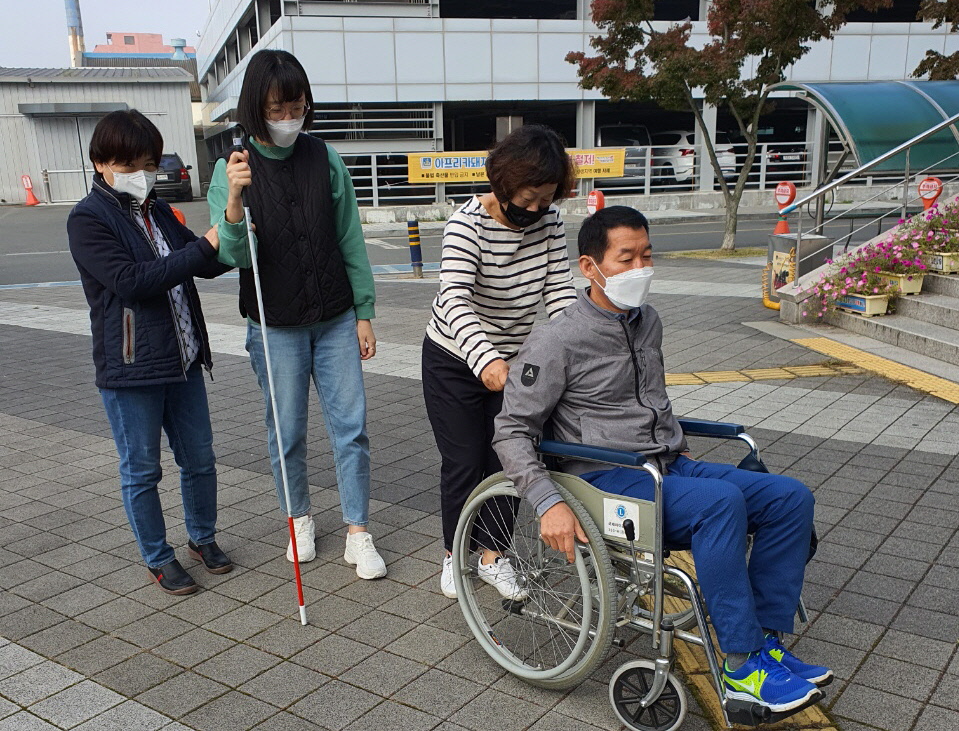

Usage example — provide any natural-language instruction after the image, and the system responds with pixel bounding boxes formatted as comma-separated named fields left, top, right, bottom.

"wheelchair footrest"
left=724, top=691, right=823, bottom=727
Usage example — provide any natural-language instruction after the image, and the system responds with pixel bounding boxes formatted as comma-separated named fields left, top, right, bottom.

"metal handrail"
left=781, top=110, right=959, bottom=215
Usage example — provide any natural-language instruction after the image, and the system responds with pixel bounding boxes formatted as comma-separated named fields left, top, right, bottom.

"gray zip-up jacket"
left=493, top=289, right=687, bottom=516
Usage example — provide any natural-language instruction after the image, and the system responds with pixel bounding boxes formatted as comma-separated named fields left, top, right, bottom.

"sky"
left=0, top=0, right=213, bottom=68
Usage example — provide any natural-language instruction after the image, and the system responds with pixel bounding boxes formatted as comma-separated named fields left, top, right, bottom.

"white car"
left=651, top=130, right=738, bottom=186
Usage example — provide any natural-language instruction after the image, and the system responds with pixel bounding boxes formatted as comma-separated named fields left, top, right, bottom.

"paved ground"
left=0, top=200, right=880, bottom=285
left=1, top=251, right=958, bottom=731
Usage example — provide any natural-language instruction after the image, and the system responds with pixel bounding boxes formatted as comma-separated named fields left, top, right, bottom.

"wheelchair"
left=451, top=418, right=820, bottom=731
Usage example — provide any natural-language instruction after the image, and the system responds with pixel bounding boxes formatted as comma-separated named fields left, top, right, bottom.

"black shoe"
left=148, top=559, right=198, bottom=595
left=187, top=540, right=233, bottom=574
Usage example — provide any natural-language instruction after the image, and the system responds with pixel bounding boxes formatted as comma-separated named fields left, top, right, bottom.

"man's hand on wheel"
left=540, top=502, right=589, bottom=563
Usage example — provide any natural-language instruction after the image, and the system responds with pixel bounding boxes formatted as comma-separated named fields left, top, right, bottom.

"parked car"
left=651, top=130, right=737, bottom=187
left=732, top=123, right=808, bottom=185
left=154, top=153, right=194, bottom=202
left=594, top=124, right=652, bottom=189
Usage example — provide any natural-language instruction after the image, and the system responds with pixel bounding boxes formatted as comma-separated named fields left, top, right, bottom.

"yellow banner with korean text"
left=407, top=149, right=626, bottom=183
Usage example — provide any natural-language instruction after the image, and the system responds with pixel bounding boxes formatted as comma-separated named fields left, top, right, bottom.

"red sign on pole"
left=774, top=181, right=796, bottom=208
left=918, top=177, right=943, bottom=210
left=587, top=190, right=605, bottom=215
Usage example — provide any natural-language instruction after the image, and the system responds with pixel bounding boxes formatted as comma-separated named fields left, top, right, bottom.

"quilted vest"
left=239, top=134, right=354, bottom=327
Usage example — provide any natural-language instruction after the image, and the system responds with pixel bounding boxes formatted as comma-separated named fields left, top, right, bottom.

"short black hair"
left=236, top=49, right=315, bottom=145
left=486, top=124, right=576, bottom=204
left=89, top=110, right=162, bottom=166
left=578, top=206, right=650, bottom=261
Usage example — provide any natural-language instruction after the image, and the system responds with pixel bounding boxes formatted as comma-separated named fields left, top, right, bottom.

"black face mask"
left=501, top=199, right=550, bottom=229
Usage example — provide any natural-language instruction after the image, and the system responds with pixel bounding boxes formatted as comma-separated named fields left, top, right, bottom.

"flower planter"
left=922, top=251, right=959, bottom=274
left=877, top=271, right=924, bottom=295
left=835, top=293, right=890, bottom=317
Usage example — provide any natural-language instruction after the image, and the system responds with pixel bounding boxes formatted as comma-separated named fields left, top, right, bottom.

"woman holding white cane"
left=208, top=49, right=386, bottom=580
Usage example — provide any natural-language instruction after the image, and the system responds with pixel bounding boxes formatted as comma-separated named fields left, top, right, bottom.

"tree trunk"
left=721, top=189, right=741, bottom=250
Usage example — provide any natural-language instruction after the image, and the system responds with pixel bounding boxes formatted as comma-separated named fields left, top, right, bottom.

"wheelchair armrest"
left=538, top=439, right=647, bottom=467
left=678, top=418, right=746, bottom=438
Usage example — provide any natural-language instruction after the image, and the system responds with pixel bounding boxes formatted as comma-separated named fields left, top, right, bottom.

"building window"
left=846, top=0, right=923, bottom=22
left=440, top=0, right=576, bottom=20
left=311, top=103, right=434, bottom=142
left=654, top=0, right=701, bottom=21
left=124, top=35, right=135, bottom=45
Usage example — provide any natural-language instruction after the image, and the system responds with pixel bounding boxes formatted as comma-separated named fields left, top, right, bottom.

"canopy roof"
left=770, top=81, right=959, bottom=173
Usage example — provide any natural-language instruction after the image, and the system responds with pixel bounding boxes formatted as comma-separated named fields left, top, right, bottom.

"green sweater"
left=209, top=136, right=376, bottom=320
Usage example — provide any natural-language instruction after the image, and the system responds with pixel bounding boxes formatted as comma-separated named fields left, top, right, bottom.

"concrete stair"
left=829, top=273, right=959, bottom=366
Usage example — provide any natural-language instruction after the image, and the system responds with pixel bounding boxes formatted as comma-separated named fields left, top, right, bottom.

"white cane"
left=232, top=130, right=308, bottom=626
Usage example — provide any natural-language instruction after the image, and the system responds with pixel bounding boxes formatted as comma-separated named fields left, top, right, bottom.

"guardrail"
left=779, top=111, right=959, bottom=274
left=338, top=141, right=923, bottom=206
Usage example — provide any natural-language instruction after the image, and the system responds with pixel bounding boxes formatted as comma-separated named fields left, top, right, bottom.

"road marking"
left=4, top=251, right=71, bottom=256
left=366, top=238, right=405, bottom=250
left=793, top=337, right=959, bottom=404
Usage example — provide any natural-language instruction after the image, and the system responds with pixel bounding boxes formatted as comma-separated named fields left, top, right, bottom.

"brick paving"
left=0, top=255, right=957, bottom=730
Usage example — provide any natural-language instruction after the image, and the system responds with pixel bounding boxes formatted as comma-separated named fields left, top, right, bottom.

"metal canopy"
left=770, top=80, right=959, bottom=172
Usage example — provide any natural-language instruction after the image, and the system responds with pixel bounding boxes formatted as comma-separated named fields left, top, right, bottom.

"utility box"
left=765, top=233, right=833, bottom=304
left=769, top=233, right=833, bottom=278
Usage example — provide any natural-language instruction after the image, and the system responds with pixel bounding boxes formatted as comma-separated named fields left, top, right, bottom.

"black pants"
left=422, top=337, right=517, bottom=552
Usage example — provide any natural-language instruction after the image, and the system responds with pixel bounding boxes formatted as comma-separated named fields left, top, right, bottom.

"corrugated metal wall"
left=0, top=79, right=196, bottom=204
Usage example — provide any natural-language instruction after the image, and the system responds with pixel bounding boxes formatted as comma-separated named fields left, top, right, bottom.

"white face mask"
left=591, top=260, right=654, bottom=310
left=266, top=118, right=304, bottom=147
left=110, top=169, right=156, bottom=204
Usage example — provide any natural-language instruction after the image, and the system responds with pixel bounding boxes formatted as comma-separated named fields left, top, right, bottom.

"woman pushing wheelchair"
left=491, top=206, right=832, bottom=715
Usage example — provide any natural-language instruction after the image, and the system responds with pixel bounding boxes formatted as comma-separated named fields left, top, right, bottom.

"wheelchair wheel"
left=452, top=477, right=615, bottom=689
left=610, top=659, right=687, bottom=731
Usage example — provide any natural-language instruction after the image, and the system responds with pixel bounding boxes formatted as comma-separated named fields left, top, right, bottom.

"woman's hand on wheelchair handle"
left=480, top=359, right=509, bottom=392
left=541, top=502, right=589, bottom=563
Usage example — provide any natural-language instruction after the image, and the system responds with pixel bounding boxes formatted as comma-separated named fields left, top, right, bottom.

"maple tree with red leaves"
left=568, top=0, right=890, bottom=249
left=914, top=0, right=959, bottom=80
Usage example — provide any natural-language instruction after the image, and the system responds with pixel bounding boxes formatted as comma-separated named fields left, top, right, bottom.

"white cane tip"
left=299, top=606, right=308, bottom=626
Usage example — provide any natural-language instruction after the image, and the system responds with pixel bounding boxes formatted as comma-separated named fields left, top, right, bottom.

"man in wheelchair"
left=492, top=206, right=832, bottom=714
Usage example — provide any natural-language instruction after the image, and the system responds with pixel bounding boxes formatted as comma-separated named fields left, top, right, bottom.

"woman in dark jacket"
left=68, top=110, right=232, bottom=595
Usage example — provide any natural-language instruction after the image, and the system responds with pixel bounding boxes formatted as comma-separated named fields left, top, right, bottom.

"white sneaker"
left=477, top=556, right=528, bottom=601
left=440, top=554, right=457, bottom=599
left=344, top=532, right=387, bottom=580
left=286, top=515, right=316, bottom=563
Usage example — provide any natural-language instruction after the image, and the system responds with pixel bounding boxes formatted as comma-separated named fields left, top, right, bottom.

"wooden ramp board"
left=664, top=551, right=839, bottom=730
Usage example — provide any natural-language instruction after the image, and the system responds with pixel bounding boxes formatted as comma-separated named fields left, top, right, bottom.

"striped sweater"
left=426, top=196, right=578, bottom=378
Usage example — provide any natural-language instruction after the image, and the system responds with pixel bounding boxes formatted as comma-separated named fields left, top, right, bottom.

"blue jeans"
left=582, top=456, right=814, bottom=653
left=100, top=363, right=218, bottom=568
left=246, top=308, right=371, bottom=525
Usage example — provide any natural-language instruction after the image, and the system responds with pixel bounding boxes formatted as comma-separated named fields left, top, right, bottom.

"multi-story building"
left=197, top=0, right=952, bottom=204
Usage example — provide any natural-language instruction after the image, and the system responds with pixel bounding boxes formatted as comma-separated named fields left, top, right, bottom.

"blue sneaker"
left=723, top=649, right=820, bottom=712
left=764, top=633, right=834, bottom=686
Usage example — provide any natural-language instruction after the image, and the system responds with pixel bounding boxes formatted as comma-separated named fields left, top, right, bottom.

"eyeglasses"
left=264, top=103, right=309, bottom=121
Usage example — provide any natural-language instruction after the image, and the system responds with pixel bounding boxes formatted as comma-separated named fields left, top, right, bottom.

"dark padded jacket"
left=240, top=134, right=354, bottom=326
left=68, top=176, right=230, bottom=389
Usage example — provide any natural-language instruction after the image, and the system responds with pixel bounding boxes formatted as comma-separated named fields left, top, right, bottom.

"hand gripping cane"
left=231, top=129, right=308, bottom=626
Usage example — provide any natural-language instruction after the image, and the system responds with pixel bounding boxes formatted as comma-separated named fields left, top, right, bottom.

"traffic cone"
left=171, top=206, right=186, bottom=225
left=773, top=215, right=790, bottom=235
left=24, top=188, right=40, bottom=206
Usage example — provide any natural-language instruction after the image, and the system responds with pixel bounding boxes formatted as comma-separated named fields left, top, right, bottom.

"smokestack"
left=64, top=0, right=86, bottom=68
left=170, top=38, right=187, bottom=61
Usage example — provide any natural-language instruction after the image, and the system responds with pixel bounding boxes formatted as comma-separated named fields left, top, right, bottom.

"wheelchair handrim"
left=452, top=482, right=595, bottom=681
